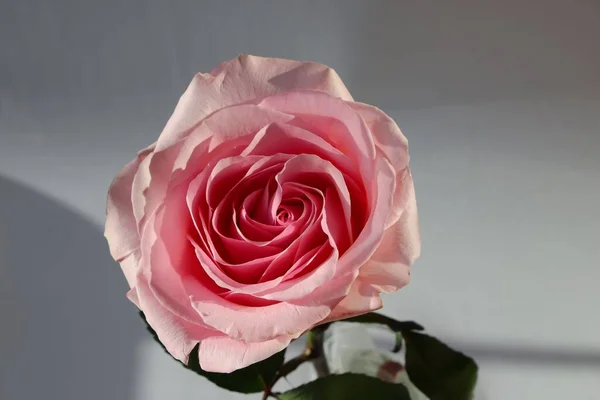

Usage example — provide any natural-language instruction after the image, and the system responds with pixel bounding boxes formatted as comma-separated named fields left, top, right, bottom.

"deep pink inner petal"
left=177, top=116, right=376, bottom=308
left=238, top=190, right=285, bottom=240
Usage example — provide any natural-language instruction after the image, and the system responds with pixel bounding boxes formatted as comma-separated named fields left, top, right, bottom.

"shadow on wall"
left=0, top=176, right=143, bottom=400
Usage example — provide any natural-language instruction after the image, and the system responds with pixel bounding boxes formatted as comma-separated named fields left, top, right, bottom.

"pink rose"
left=105, top=55, right=420, bottom=373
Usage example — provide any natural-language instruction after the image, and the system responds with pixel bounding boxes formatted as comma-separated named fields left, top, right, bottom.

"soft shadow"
left=372, top=335, right=600, bottom=368
left=454, top=341, right=600, bottom=368
left=0, top=176, right=143, bottom=400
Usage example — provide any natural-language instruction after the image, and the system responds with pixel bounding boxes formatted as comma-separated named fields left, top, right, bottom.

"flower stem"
left=262, top=330, right=326, bottom=399
left=308, top=329, right=329, bottom=378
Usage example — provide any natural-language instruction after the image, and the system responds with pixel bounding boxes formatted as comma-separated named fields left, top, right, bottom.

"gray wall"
left=1, top=1, right=599, bottom=399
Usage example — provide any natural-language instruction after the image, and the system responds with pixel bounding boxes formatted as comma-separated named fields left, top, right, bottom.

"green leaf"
left=339, top=312, right=423, bottom=352
left=139, top=312, right=285, bottom=393
left=342, top=312, right=424, bottom=332
left=278, top=373, right=411, bottom=400
left=403, top=330, right=478, bottom=400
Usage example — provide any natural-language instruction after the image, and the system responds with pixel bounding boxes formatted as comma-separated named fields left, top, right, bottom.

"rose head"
left=105, top=55, right=420, bottom=373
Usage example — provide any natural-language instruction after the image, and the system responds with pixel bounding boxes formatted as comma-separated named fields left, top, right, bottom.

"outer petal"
left=336, top=155, right=396, bottom=275
left=292, top=269, right=358, bottom=312
left=144, top=189, right=213, bottom=324
left=259, top=90, right=376, bottom=176
left=135, top=274, right=216, bottom=364
left=350, top=102, right=415, bottom=229
left=131, top=141, right=185, bottom=231
left=359, top=172, right=421, bottom=293
left=324, top=278, right=383, bottom=323
left=131, top=107, right=294, bottom=239
left=185, top=277, right=331, bottom=343
left=241, top=121, right=355, bottom=178
left=348, top=101, right=409, bottom=173
left=198, top=335, right=293, bottom=373
left=105, top=143, right=154, bottom=262
left=118, top=250, right=141, bottom=290
left=156, top=55, right=353, bottom=151
left=173, top=104, right=295, bottom=174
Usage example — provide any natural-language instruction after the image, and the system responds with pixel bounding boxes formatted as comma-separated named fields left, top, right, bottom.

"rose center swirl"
left=188, top=153, right=360, bottom=288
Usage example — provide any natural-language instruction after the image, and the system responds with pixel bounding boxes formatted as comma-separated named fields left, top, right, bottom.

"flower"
left=105, top=55, right=420, bottom=373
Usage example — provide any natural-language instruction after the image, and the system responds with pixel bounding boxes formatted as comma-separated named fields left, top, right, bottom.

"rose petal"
left=155, top=55, right=353, bottom=152
left=350, top=101, right=414, bottom=229
left=191, top=200, right=324, bottom=293
left=118, top=250, right=141, bottom=289
left=186, top=155, right=274, bottom=267
left=349, top=102, right=409, bottom=173
left=143, top=198, right=208, bottom=324
left=136, top=274, right=215, bottom=364
left=205, top=155, right=293, bottom=267
left=232, top=203, right=303, bottom=247
left=259, top=90, right=376, bottom=179
left=241, top=122, right=355, bottom=178
left=296, top=269, right=358, bottom=308
left=131, top=141, right=184, bottom=232
left=260, top=243, right=321, bottom=283
left=105, top=143, right=154, bottom=261
left=275, top=154, right=353, bottom=242
left=185, top=276, right=331, bottom=342
left=324, top=277, right=383, bottom=323
left=359, top=171, right=420, bottom=293
left=171, top=105, right=295, bottom=191
left=238, top=195, right=285, bottom=240
left=198, top=334, right=293, bottom=373
left=337, top=155, right=396, bottom=275
left=256, top=240, right=338, bottom=301
left=135, top=106, right=295, bottom=243
left=206, top=154, right=268, bottom=209
left=258, top=184, right=324, bottom=282
left=324, top=187, right=352, bottom=253
left=191, top=242, right=282, bottom=293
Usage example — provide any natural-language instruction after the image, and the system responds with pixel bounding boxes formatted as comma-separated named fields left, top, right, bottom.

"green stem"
left=262, top=332, right=320, bottom=400
left=308, top=329, right=329, bottom=378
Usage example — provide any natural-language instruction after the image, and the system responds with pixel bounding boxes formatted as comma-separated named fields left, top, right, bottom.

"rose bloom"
left=105, top=55, right=420, bottom=373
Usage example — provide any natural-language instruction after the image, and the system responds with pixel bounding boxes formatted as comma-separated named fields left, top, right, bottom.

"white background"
left=1, top=1, right=599, bottom=399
